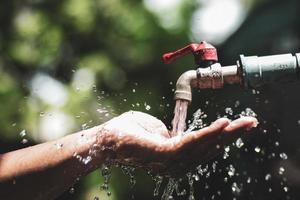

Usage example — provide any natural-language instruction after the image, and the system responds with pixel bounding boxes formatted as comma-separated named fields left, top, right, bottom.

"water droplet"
left=247, top=177, right=251, bottom=183
left=283, top=186, right=289, bottom=192
left=21, top=138, right=28, bottom=144
left=223, top=151, right=229, bottom=159
left=82, top=156, right=92, bottom=165
left=19, top=130, right=26, bottom=137
left=193, top=174, right=200, bottom=181
left=55, top=143, right=63, bottom=149
left=93, top=197, right=99, bottom=200
left=225, top=107, right=233, bottom=115
left=69, top=187, right=75, bottom=194
left=145, top=105, right=151, bottom=111
left=12, top=123, right=17, bottom=127
left=186, top=109, right=206, bottom=132
left=265, top=174, right=271, bottom=181
left=40, top=112, right=45, bottom=117
left=231, top=182, right=242, bottom=196
left=234, top=100, right=240, bottom=108
left=235, top=138, right=244, bottom=148
left=263, top=129, right=267, bottom=133
left=132, top=89, right=136, bottom=93
left=280, top=153, right=288, bottom=160
left=278, top=167, right=285, bottom=175
left=225, top=146, right=230, bottom=152
left=254, top=146, right=261, bottom=153
left=240, top=108, right=257, bottom=117
left=227, top=165, right=235, bottom=177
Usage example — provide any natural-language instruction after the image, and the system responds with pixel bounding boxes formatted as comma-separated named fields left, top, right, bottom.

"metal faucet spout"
left=174, top=64, right=241, bottom=103
left=174, top=70, right=197, bottom=103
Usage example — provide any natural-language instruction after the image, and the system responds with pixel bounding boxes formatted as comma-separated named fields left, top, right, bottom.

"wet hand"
left=99, top=111, right=257, bottom=175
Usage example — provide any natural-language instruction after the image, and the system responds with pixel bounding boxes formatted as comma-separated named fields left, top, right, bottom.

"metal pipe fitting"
left=174, top=64, right=240, bottom=102
left=240, top=53, right=300, bottom=88
left=174, top=70, right=197, bottom=102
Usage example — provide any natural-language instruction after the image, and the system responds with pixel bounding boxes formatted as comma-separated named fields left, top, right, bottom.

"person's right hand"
left=97, top=111, right=257, bottom=175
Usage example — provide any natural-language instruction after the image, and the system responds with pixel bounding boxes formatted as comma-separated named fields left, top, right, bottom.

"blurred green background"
left=1, top=0, right=300, bottom=199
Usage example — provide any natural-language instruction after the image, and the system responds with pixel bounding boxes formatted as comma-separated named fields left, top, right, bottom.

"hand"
left=99, top=111, right=257, bottom=175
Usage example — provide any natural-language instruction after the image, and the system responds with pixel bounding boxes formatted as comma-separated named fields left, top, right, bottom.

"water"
left=171, top=99, right=189, bottom=136
left=90, top=86, right=290, bottom=199
left=100, top=165, right=112, bottom=196
left=186, top=172, right=195, bottom=200
left=161, top=178, right=177, bottom=200
left=153, top=176, right=163, bottom=196
left=121, top=165, right=136, bottom=187
left=186, top=108, right=207, bottom=132
left=235, top=138, right=244, bottom=148
left=280, top=153, right=288, bottom=160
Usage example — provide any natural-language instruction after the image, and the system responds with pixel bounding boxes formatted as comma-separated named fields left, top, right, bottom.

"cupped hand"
left=100, top=111, right=257, bottom=175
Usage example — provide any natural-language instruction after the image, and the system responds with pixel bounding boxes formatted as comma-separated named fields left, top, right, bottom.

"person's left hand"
left=98, top=111, right=257, bottom=175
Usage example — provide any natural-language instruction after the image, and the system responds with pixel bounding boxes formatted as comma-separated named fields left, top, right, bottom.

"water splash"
left=100, top=165, right=112, bottom=196
left=175, top=178, right=186, bottom=196
left=121, top=165, right=136, bottom=187
left=153, top=175, right=163, bottom=196
left=279, top=153, right=288, bottom=160
left=186, top=172, right=195, bottom=200
left=186, top=109, right=207, bottom=132
left=235, top=138, right=244, bottom=148
left=231, top=182, right=242, bottom=196
left=161, top=178, right=177, bottom=200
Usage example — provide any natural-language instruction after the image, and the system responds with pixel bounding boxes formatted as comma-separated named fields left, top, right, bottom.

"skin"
left=0, top=111, right=257, bottom=200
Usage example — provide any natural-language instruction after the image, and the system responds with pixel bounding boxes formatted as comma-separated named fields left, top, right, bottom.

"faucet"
left=162, top=41, right=300, bottom=103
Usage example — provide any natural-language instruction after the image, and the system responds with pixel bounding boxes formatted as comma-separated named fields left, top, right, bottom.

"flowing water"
left=171, top=99, right=189, bottom=136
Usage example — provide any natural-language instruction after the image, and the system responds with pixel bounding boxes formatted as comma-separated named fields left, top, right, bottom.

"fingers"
left=190, top=118, right=231, bottom=138
left=173, top=118, right=230, bottom=146
left=162, top=117, right=258, bottom=175
left=223, top=116, right=258, bottom=133
left=171, top=117, right=258, bottom=150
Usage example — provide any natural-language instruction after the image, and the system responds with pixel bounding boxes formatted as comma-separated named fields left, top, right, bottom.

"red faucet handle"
left=162, top=41, right=218, bottom=65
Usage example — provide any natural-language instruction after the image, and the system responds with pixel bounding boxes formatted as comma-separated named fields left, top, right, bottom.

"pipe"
left=239, top=53, right=300, bottom=88
left=174, top=53, right=300, bottom=103
left=174, top=70, right=197, bottom=102
left=174, top=64, right=240, bottom=103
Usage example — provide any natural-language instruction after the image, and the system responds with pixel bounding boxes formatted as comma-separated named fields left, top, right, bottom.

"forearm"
left=0, top=125, right=108, bottom=200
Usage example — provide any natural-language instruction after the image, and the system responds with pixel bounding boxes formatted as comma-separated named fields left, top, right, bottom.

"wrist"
left=79, top=125, right=117, bottom=170
left=67, top=125, right=108, bottom=174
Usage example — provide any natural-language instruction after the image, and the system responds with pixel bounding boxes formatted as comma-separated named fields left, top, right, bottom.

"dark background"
left=0, top=0, right=300, bottom=199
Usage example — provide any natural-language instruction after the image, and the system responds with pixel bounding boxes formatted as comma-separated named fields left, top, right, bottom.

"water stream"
left=171, top=99, right=189, bottom=136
